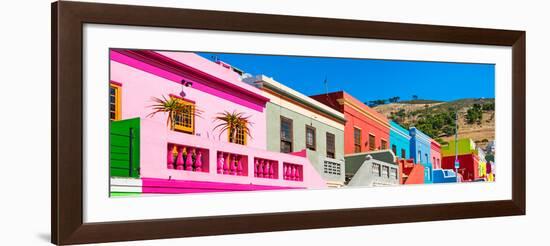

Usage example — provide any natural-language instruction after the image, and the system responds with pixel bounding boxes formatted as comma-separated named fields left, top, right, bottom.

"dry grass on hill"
left=373, top=99, right=495, bottom=148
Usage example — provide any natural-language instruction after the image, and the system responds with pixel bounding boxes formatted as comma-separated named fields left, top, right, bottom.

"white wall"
left=0, top=0, right=547, bottom=245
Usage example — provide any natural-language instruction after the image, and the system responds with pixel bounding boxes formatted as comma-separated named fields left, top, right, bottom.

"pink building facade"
left=430, top=140, right=442, bottom=170
left=110, top=49, right=327, bottom=194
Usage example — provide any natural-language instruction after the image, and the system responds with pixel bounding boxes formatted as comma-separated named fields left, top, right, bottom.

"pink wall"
left=110, top=54, right=267, bottom=149
left=110, top=50, right=327, bottom=189
left=140, top=118, right=327, bottom=189
left=141, top=178, right=305, bottom=194
left=431, top=140, right=442, bottom=169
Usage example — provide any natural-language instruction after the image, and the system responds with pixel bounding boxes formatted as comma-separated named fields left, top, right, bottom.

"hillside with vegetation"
left=371, top=98, right=495, bottom=149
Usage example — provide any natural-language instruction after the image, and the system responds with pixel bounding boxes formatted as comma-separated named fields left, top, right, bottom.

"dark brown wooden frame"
left=52, top=1, right=525, bottom=245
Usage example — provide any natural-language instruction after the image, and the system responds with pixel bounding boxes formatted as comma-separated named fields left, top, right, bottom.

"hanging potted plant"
left=213, top=110, right=252, bottom=144
left=147, top=95, right=201, bottom=130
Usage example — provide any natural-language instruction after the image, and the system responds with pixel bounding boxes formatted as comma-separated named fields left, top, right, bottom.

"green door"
left=110, top=118, right=140, bottom=178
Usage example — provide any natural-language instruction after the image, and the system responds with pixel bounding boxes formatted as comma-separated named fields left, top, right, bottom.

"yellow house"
left=478, top=160, right=487, bottom=179
left=476, top=146, right=488, bottom=180
left=486, top=173, right=495, bottom=182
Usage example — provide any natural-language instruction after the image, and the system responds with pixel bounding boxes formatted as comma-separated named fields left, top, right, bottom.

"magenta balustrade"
left=216, top=151, right=248, bottom=176
left=283, top=163, right=303, bottom=181
left=166, top=143, right=306, bottom=182
left=167, top=143, right=209, bottom=172
left=254, top=158, right=278, bottom=179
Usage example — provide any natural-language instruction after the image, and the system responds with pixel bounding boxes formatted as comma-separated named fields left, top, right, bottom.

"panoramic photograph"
left=108, top=48, right=496, bottom=197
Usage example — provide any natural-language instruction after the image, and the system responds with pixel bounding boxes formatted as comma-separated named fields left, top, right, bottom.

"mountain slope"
left=373, top=98, right=495, bottom=148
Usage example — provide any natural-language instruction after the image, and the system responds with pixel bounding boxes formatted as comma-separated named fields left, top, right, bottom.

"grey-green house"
left=244, top=75, right=347, bottom=187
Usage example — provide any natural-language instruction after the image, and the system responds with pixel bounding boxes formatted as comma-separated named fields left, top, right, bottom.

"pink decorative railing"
left=217, top=151, right=248, bottom=176
left=166, top=142, right=307, bottom=182
left=167, top=143, right=209, bottom=172
left=254, top=158, right=278, bottom=179
left=283, top=163, right=303, bottom=181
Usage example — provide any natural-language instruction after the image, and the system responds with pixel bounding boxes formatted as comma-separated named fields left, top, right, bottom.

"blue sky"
left=198, top=52, right=495, bottom=102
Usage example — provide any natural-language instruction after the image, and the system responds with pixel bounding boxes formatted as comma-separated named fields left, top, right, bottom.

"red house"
left=441, top=154, right=480, bottom=182
left=311, top=91, right=390, bottom=154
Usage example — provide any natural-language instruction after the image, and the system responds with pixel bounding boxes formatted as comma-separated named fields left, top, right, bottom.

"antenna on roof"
left=324, top=75, right=329, bottom=96
left=211, top=54, right=219, bottom=62
left=323, top=75, right=338, bottom=109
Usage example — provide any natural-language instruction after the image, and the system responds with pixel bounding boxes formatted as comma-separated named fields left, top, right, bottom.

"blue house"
left=389, top=121, right=410, bottom=159
left=409, top=127, right=433, bottom=183
left=432, top=169, right=457, bottom=183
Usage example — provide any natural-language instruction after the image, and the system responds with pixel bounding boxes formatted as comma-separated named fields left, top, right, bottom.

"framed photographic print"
left=52, top=1, right=525, bottom=245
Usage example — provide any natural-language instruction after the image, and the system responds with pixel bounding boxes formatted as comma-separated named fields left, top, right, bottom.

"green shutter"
left=110, top=118, right=140, bottom=178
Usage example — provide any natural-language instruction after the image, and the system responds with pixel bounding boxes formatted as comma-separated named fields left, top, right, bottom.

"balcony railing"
left=133, top=117, right=329, bottom=191
left=166, top=143, right=306, bottom=182
left=217, top=151, right=248, bottom=176
left=283, top=163, right=303, bottom=181
left=254, top=157, right=278, bottom=179
left=152, top=117, right=329, bottom=188
left=167, top=143, right=209, bottom=172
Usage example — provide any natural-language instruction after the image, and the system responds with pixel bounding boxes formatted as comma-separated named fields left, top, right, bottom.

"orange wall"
left=405, top=164, right=425, bottom=184
left=398, top=159, right=425, bottom=184
left=343, top=105, right=390, bottom=154
left=311, top=91, right=390, bottom=155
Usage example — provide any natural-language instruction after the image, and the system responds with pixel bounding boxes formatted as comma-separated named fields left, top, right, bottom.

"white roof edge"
left=390, top=127, right=411, bottom=139
left=248, top=75, right=345, bottom=119
left=409, top=127, right=432, bottom=142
